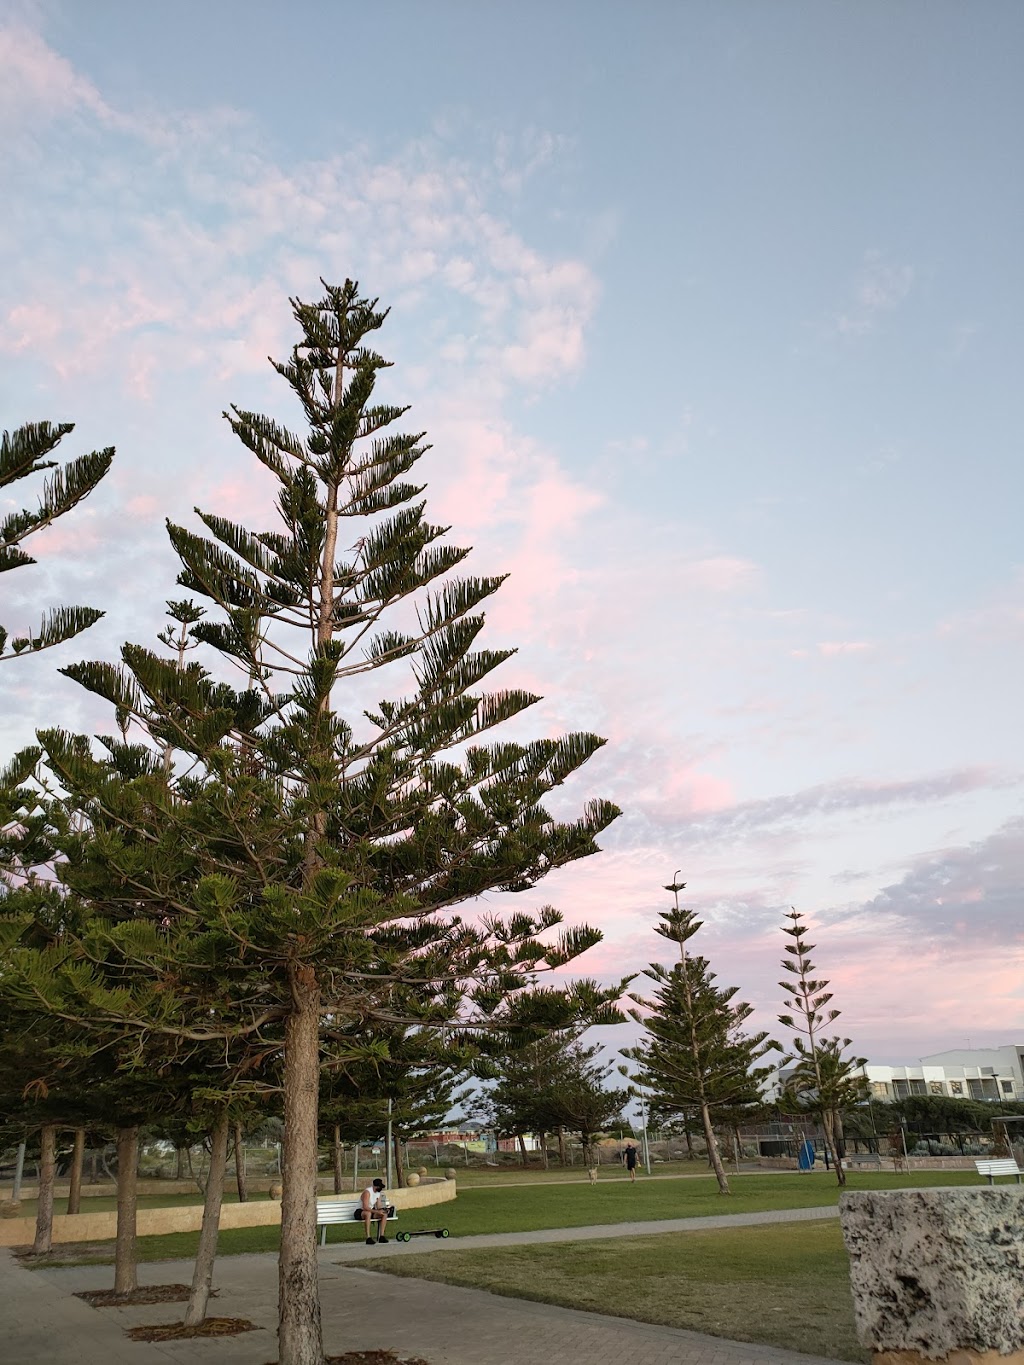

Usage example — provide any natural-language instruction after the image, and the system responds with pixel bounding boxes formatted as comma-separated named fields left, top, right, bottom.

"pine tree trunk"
left=185, top=1110, right=229, bottom=1327
left=684, top=1122, right=695, bottom=1160
left=175, top=1145, right=186, bottom=1181
left=700, top=1103, right=730, bottom=1194
left=67, top=1128, right=85, bottom=1215
left=332, top=1126, right=343, bottom=1195
left=32, top=1124, right=57, bottom=1254
left=517, top=1132, right=528, bottom=1168
left=114, top=1126, right=139, bottom=1295
left=539, top=1131, right=548, bottom=1170
left=557, top=1127, right=567, bottom=1166
left=278, top=965, right=323, bottom=1365
left=823, top=1109, right=846, bottom=1187
left=392, top=1133, right=405, bottom=1190
left=234, top=1123, right=248, bottom=1203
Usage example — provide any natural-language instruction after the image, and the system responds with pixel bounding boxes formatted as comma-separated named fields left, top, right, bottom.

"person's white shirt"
left=363, top=1185, right=386, bottom=1209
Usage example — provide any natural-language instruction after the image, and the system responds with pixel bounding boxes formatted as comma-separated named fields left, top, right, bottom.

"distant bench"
left=315, top=1196, right=398, bottom=1245
left=844, top=1152, right=882, bottom=1169
left=974, top=1158, right=1022, bottom=1185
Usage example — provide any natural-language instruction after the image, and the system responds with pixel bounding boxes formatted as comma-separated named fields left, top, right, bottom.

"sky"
left=2, top=0, right=1023, bottom=1075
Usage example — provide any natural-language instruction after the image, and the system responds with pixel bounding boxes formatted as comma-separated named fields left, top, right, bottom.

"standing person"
left=360, top=1177, right=390, bottom=1244
left=624, top=1142, right=639, bottom=1182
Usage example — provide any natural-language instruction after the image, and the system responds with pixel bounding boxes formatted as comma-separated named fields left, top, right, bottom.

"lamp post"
left=636, top=1082, right=652, bottom=1176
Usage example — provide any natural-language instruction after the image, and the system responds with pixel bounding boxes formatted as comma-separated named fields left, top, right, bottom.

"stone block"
left=840, top=1188, right=1024, bottom=1361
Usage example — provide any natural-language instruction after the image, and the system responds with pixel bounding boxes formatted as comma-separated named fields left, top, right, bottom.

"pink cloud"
left=818, top=640, right=873, bottom=657
left=0, top=23, right=113, bottom=127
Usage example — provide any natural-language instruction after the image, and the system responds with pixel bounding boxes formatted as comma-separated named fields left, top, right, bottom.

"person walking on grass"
left=624, top=1142, right=639, bottom=1181
left=361, top=1177, right=390, bottom=1244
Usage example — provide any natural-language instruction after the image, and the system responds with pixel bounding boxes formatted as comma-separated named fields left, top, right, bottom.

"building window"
left=909, top=1079, right=927, bottom=1095
left=928, top=1081, right=945, bottom=1095
left=968, top=1078, right=999, bottom=1100
left=950, top=1081, right=964, bottom=1095
left=1001, top=1080, right=1014, bottom=1094
left=872, top=1081, right=890, bottom=1097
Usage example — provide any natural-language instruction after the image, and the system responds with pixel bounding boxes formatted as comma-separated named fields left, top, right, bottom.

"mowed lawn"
left=30, top=1168, right=979, bottom=1264
left=369, top=1217, right=869, bottom=1363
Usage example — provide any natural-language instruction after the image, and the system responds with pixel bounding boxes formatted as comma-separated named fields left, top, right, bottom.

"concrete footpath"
left=1, top=1206, right=847, bottom=1365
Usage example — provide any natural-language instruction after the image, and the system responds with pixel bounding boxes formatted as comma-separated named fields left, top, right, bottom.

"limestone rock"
left=840, top=1188, right=1024, bottom=1359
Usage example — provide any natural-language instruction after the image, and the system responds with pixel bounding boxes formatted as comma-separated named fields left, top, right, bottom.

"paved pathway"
left=1, top=1205, right=848, bottom=1364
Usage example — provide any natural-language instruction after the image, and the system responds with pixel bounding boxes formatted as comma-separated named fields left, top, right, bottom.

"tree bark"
left=67, top=1128, right=85, bottom=1215
left=557, top=1127, right=567, bottom=1166
left=175, top=1145, right=186, bottom=1181
left=185, top=1111, right=229, bottom=1327
left=516, top=1132, right=528, bottom=1168
left=392, top=1132, right=405, bottom=1189
left=539, top=1131, right=548, bottom=1170
left=32, top=1124, right=57, bottom=1254
left=332, top=1125, right=343, bottom=1195
left=700, top=1102, right=731, bottom=1194
left=823, top=1109, right=846, bottom=1187
left=278, top=964, right=323, bottom=1365
left=114, top=1126, right=139, bottom=1295
left=234, top=1123, right=248, bottom=1203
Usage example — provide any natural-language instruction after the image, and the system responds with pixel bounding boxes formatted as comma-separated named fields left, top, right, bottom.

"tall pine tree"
left=625, top=880, right=777, bottom=1194
left=779, top=908, right=867, bottom=1187
left=8, top=282, right=618, bottom=1365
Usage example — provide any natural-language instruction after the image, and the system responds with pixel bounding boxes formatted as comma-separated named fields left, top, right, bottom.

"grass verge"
left=25, top=1169, right=979, bottom=1266
left=368, top=1217, right=868, bottom=1362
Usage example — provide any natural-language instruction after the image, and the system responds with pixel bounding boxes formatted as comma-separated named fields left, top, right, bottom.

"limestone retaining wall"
left=0, top=1177, right=456, bottom=1247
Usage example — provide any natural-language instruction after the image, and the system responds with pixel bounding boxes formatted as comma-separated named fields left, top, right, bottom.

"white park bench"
left=974, top=1158, right=1022, bottom=1185
left=844, top=1151, right=882, bottom=1169
left=315, top=1196, right=398, bottom=1245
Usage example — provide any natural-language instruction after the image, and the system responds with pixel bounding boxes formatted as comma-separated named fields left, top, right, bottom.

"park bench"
left=973, top=1158, right=1022, bottom=1185
left=844, top=1151, right=882, bottom=1169
left=315, top=1196, right=398, bottom=1245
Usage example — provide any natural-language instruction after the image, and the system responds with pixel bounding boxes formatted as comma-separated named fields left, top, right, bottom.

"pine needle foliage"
left=0, top=421, right=113, bottom=660
left=625, top=880, right=777, bottom=1195
left=6, top=282, right=618, bottom=1365
left=778, top=908, right=867, bottom=1187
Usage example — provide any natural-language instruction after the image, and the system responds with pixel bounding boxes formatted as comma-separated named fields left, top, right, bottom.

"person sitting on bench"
left=361, top=1177, right=389, bottom=1245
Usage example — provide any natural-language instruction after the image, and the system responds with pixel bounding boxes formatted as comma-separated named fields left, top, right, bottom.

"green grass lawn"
left=367, top=1216, right=868, bottom=1362
left=28, top=1168, right=979, bottom=1265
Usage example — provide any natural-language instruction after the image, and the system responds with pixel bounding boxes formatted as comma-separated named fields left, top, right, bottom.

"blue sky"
left=2, top=0, right=1022, bottom=1063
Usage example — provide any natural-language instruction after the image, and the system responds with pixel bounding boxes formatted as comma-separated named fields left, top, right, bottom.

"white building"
left=770, top=1043, right=1024, bottom=1104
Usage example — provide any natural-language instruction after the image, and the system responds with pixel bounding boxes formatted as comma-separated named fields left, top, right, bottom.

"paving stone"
left=2, top=1205, right=847, bottom=1365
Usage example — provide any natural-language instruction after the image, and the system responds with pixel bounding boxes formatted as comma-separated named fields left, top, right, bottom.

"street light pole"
left=638, top=1084, right=652, bottom=1176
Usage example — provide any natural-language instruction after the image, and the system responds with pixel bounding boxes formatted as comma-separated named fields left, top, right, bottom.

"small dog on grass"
left=587, top=1166, right=599, bottom=1183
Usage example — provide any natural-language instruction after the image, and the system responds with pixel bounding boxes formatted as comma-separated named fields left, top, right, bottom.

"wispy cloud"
left=834, top=250, right=915, bottom=336
left=850, top=815, right=1024, bottom=946
left=678, top=768, right=1014, bottom=844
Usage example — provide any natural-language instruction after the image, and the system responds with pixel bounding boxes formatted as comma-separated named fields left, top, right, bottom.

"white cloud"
left=835, top=250, right=915, bottom=336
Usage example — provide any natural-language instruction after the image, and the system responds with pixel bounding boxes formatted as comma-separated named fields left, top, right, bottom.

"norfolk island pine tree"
left=625, top=880, right=778, bottom=1195
left=6, top=282, right=620, bottom=1365
left=778, top=908, right=867, bottom=1187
